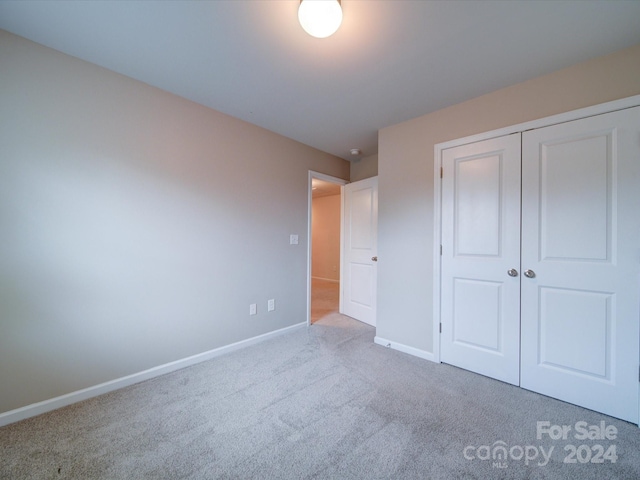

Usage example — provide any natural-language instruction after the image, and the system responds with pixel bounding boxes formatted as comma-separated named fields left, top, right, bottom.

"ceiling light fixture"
left=298, top=0, right=343, bottom=39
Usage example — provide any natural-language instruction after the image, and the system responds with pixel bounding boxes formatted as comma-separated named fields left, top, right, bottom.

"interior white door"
left=520, top=106, right=640, bottom=423
left=440, top=135, right=521, bottom=385
left=342, top=177, right=378, bottom=326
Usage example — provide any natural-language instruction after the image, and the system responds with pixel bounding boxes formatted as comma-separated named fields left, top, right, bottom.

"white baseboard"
left=374, top=336, right=437, bottom=363
left=0, top=322, right=307, bottom=427
left=311, top=276, right=339, bottom=283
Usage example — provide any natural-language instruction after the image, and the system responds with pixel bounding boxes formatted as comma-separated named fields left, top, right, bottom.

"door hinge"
left=440, top=245, right=442, bottom=256
left=440, top=167, right=443, bottom=179
left=439, top=323, right=442, bottom=333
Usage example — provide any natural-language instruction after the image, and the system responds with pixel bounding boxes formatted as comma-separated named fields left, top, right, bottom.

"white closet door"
left=440, top=134, right=521, bottom=385
left=520, top=106, right=640, bottom=423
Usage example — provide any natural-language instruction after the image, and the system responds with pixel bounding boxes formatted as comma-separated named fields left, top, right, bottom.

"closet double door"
left=440, top=106, right=640, bottom=423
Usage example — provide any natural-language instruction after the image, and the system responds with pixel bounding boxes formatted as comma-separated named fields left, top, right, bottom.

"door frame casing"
left=307, top=171, right=348, bottom=326
left=433, top=93, right=640, bottom=365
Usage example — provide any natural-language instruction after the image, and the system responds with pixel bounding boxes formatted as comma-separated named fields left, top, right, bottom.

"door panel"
left=455, top=154, right=502, bottom=256
left=342, top=177, right=378, bottom=326
left=452, top=279, right=502, bottom=352
left=520, top=106, right=640, bottom=423
left=538, top=287, right=611, bottom=377
left=440, top=135, right=521, bottom=385
left=539, top=132, right=611, bottom=261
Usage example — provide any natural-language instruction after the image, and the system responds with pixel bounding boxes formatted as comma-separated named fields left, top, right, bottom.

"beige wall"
left=350, top=153, right=378, bottom=182
left=312, top=194, right=341, bottom=282
left=377, top=43, right=640, bottom=354
left=0, top=30, right=349, bottom=415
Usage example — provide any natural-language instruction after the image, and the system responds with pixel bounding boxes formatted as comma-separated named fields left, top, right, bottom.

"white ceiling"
left=1, top=1, right=639, bottom=160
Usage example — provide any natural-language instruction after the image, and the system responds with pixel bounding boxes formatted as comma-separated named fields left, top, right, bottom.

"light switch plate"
left=290, top=234, right=299, bottom=245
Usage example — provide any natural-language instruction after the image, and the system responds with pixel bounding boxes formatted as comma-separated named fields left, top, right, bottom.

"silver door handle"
left=371, top=256, right=378, bottom=262
left=524, top=269, right=536, bottom=278
left=507, top=269, right=518, bottom=277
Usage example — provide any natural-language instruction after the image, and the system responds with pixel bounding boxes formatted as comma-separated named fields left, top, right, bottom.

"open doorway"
left=307, top=172, right=347, bottom=324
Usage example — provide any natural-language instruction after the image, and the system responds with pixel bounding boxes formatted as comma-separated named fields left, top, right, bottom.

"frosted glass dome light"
left=298, top=0, right=343, bottom=39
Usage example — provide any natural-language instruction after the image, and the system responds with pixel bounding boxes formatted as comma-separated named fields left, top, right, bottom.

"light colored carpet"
left=310, top=278, right=339, bottom=323
left=1, top=314, right=639, bottom=479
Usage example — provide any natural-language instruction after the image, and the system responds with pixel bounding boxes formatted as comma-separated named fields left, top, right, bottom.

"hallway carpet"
left=310, top=277, right=339, bottom=323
